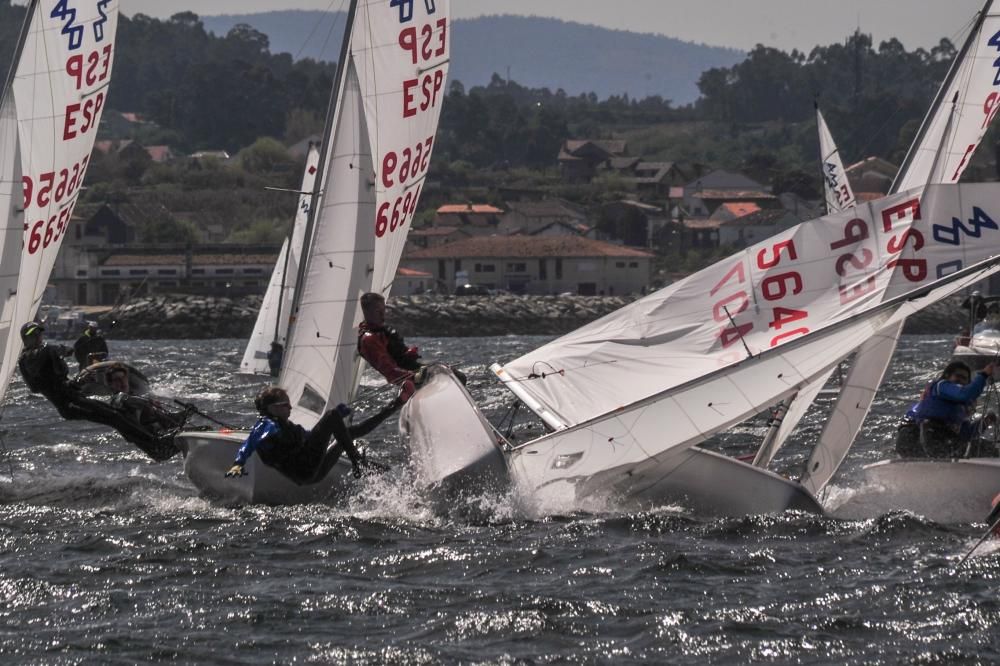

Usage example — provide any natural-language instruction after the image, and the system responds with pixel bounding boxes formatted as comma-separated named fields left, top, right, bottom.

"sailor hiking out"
left=897, top=360, right=998, bottom=458
left=357, top=292, right=466, bottom=401
left=225, top=387, right=396, bottom=483
left=18, top=320, right=188, bottom=461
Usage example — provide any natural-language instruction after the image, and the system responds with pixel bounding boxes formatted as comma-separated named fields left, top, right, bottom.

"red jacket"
left=357, top=322, right=420, bottom=386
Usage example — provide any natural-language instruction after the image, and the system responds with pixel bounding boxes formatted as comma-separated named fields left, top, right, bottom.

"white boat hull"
left=399, top=364, right=508, bottom=495
left=834, top=458, right=1000, bottom=523
left=174, top=430, right=358, bottom=505
left=511, top=445, right=823, bottom=517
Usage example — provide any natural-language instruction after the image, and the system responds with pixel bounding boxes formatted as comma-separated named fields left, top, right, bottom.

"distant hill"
left=199, top=11, right=744, bottom=105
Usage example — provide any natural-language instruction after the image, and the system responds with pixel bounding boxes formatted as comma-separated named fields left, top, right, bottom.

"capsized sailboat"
left=0, top=1, right=119, bottom=405
left=239, top=144, right=320, bottom=376
left=175, top=0, right=451, bottom=503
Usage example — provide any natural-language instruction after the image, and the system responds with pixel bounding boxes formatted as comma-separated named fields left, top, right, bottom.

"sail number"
left=709, top=239, right=808, bottom=349
left=22, top=154, right=90, bottom=213
left=24, top=206, right=74, bottom=255
left=381, top=136, right=433, bottom=188
left=376, top=183, right=423, bottom=238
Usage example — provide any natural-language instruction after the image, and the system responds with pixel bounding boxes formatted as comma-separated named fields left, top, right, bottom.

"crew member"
left=18, top=320, right=181, bottom=461
left=266, top=341, right=283, bottom=378
left=897, top=360, right=996, bottom=458
left=106, top=364, right=189, bottom=461
left=73, top=321, right=109, bottom=370
left=225, top=386, right=396, bottom=483
left=357, top=292, right=422, bottom=402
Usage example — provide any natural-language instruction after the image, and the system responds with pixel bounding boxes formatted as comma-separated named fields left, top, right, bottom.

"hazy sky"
left=116, top=0, right=987, bottom=53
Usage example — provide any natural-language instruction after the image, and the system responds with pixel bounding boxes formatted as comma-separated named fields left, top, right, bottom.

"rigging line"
left=954, top=510, right=1000, bottom=572
left=293, top=0, right=346, bottom=62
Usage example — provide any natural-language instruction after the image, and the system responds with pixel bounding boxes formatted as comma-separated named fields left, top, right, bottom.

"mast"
left=272, top=235, right=293, bottom=343
left=284, top=0, right=360, bottom=344
left=890, top=0, right=989, bottom=192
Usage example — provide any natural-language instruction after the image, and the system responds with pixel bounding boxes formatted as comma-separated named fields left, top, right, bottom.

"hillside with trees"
left=0, top=3, right=995, bottom=255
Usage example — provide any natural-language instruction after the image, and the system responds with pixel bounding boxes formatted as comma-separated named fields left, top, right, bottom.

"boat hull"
left=399, top=363, right=508, bottom=495
left=950, top=344, right=999, bottom=370
left=511, top=445, right=824, bottom=517
left=835, top=457, right=1000, bottom=523
left=174, top=430, right=358, bottom=505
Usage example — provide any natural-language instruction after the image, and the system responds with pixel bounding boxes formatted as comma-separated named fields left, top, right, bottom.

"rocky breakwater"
left=101, top=292, right=968, bottom=340
left=102, top=293, right=634, bottom=339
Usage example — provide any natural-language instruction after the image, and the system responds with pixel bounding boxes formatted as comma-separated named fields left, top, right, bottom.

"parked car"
left=454, top=284, right=490, bottom=296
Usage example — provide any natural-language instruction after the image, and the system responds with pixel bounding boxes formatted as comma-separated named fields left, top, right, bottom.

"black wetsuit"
left=18, top=344, right=181, bottom=461
left=234, top=399, right=399, bottom=484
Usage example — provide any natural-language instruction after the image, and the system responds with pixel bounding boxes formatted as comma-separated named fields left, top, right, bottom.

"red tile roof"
left=397, top=266, right=432, bottom=278
left=405, top=235, right=653, bottom=260
left=436, top=204, right=503, bottom=214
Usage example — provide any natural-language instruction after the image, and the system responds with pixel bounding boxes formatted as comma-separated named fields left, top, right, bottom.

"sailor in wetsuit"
left=105, top=365, right=189, bottom=460
left=357, top=292, right=422, bottom=402
left=73, top=321, right=109, bottom=371
left=18, top=320, right=183, bottom=461
left=897, top=360, right=997, bottom=458
left=224, top=386, right=397, bottom=483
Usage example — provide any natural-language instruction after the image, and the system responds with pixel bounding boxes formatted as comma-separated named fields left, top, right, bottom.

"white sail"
left=817, top=104, right=856, bottom=213
left=893, top=1, right=1000, bottom=192
left=240, top=144, right=320, bottom=375
left=0, top=0, right=119, bottom=404
left=799, top=0, right=1000, bottom=494
left=281, top=0, right=450, bottom=428
left=0, top=92, right=23, bottom=392
left=497, top=183, right=1000, bottom=430
left=508, top=255, right=1000, bottom=501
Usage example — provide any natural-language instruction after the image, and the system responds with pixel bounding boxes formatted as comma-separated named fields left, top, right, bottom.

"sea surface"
left=1, top=335, right=999, bottom=664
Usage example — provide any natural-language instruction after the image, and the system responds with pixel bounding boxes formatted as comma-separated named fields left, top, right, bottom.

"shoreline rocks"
left=99, top=292, right=969, bottom=340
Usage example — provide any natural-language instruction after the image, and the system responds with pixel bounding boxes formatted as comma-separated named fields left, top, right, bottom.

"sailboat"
left=403, top=0, right=1000, bottom=517
left=239, top=144, right=320, bottom=376
left=175, top=0, right=451, bottom=503
left=0, top=1, right=119, bottom=406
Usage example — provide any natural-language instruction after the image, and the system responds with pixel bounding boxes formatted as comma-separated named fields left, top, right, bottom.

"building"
left=499, top=199, right=588, bottom=235
left=557, top=139, right=628, bottom=182
left=716, top=209, right=801, bottom=248
left=403, top=235, right=653, bottom=296
left=393, top=267, right=434, bottom=295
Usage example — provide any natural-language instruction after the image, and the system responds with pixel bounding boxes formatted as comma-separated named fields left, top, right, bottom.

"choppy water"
left=1, top=335, right=999, bottom=664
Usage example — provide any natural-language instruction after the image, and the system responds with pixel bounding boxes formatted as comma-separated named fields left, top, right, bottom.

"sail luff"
left=0, top=0, right=37, bottom=102
left=283, top=0, right=360, bottom=344
left=891, top=0, right=991, bottom=192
